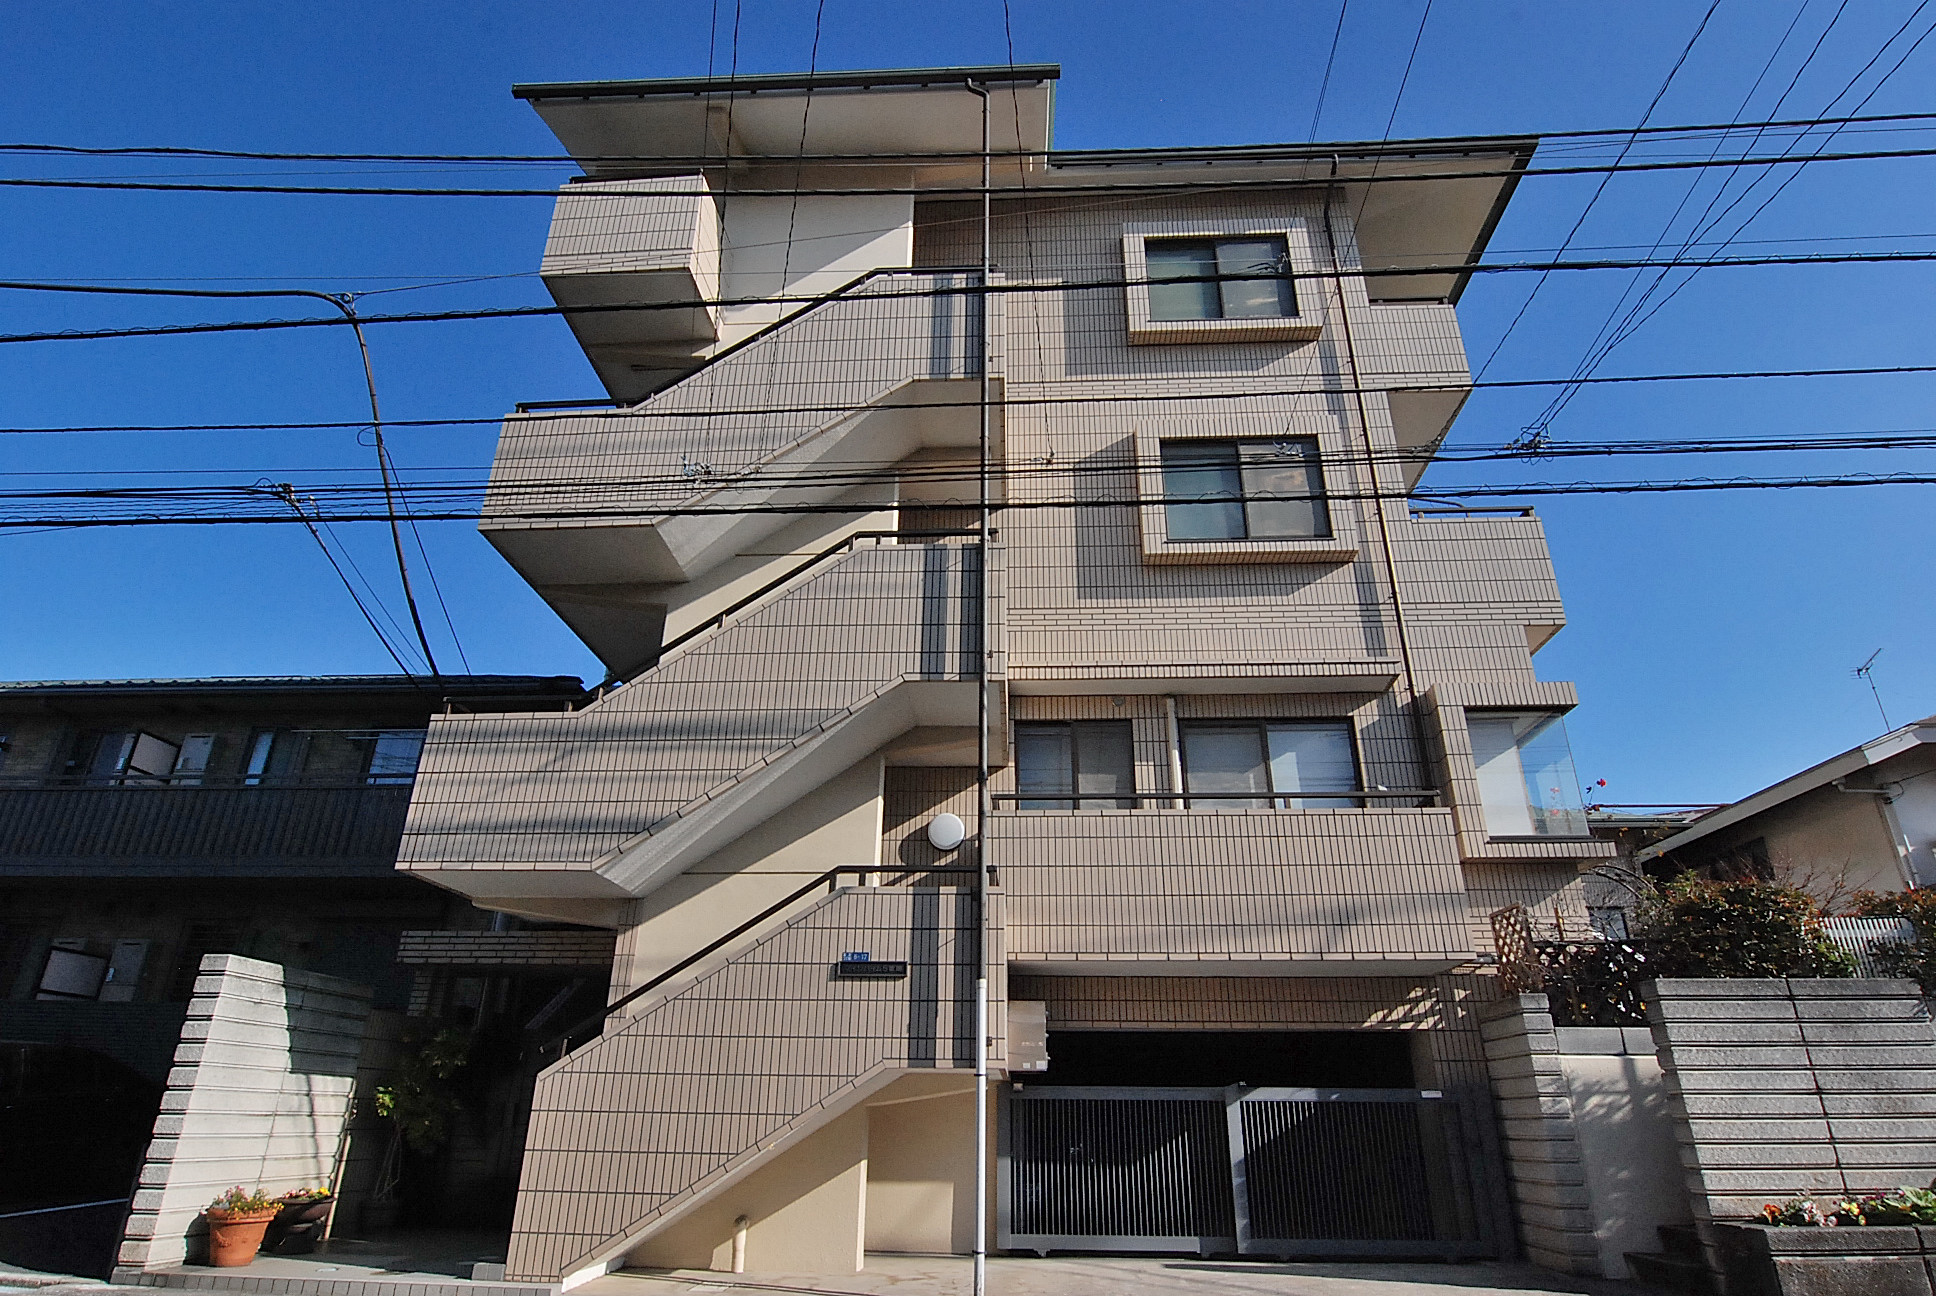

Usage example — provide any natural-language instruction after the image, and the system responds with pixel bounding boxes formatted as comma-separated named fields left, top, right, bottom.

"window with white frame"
left=1161, top=438, right=1330, bottom=541
left=1145, top=236, right=1296, bottom=321
left=1015, top=721, right=1135, bottom=809
left=1467, top=711, right=1589, bottom=838
left=1180, top=720, right=1359, bottom=808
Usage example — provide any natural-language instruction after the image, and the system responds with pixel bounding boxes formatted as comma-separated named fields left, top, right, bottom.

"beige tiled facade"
left=396, top=67, right=1605, bottom=1282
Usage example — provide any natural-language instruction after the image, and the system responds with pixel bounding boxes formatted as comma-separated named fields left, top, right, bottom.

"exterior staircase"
left=479, top=269, right=996, bottom=677
left=398, top=538, right=998, bottom=903
left=504, top=883, right=986, bottom=1284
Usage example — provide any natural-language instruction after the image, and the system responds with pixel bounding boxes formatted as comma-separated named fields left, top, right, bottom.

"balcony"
left=0, top=779, right=414, bottom=878
left=991, top=805, right=1475, bottom=975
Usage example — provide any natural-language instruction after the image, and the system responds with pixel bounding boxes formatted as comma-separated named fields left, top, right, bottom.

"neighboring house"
left=388, top=63, right=1619, bottom=1280
left=0, top=674, right=593, bottom=1226
left=1643, top=714, right=1936, bottom=897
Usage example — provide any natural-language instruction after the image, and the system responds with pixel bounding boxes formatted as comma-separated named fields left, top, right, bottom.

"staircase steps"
left=1626, top=1224, right=1714, bottom=1294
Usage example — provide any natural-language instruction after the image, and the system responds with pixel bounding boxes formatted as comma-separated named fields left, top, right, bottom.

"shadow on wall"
left=113, top=955, right=374, bottom=1276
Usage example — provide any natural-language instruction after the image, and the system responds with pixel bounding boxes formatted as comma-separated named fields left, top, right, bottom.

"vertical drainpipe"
left=964, top=76, right=993, bottom=1296
left=1164, top=695, right=1186, bottom=808
left=1319, top=162, right=1434, bottom=797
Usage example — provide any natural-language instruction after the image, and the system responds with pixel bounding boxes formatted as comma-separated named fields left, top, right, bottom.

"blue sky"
left=3, top=1, right=1932, bottom=806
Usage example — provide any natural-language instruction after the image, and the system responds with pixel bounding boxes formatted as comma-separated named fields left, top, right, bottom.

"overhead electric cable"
left=7, top=358, right=1936, bottom=437
left=1473, top=0, right=1725, bottom=379
left=11, top=140, right=1936, bottom=198
left=1528, top=0, right=1936, bottom=434
left=1307, top=2, right=1350, bottom=143
left=12, top=107, right=1936, bottom=163
left=5, top=248, right=1936, bottom=345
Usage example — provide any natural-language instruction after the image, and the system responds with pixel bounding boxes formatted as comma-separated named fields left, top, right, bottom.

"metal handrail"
left=543, top=863, right=979, bottom=1061
left=634, top=528, right=980, bottom=677
left=989, top=788, right=1441, bottom=807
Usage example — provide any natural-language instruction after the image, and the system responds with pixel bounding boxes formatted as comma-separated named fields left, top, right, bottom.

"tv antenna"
left=1854, top=649, right=1891, bottom=731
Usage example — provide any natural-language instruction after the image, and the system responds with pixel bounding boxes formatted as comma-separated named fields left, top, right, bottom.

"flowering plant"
left=1762, top=1187, right=1936, bottom=1226
left=206, top=1186, right=278, bottom=1215
left=280, top=1186, right=332, bottom=1202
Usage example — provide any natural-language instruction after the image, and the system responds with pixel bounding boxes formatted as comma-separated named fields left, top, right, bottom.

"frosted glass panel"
left=1266, top=723, right=1357, bottom=808
left=1470, top=717, right=1535, bottom=837
left=1017, top=724, right=1075, bottom=809
left=1215, top=238, right=1294, bottom=318
left=1182, top=726, right=1270, bottom=807
left=1469, top=712, right=1588, bottom=837
left=1145, top=240, right=1220, bottom=320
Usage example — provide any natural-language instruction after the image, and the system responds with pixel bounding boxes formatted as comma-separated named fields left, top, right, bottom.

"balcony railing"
left=0, top=781, right=414, bottom=876
left=991, top=788, right=1441, bottom=810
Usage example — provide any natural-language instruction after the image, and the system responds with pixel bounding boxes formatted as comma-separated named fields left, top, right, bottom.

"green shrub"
left=1633, top=874, right=1855, bottom=979
left=1852, top=888, right=1936, bottom=993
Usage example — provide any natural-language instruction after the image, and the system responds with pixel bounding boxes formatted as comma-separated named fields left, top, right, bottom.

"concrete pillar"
left=1478, top=994, right=1600, bottom=1274
left=114, top=955, right=372, bottom=1275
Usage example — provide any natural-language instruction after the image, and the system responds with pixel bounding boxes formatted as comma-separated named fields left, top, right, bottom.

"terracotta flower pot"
left=205, top=1207, right=279, bottom=1267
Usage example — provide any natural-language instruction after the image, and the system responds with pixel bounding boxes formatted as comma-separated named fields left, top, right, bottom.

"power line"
left=7, top=359, right=1936, bottom=438
left=1473, top=0, right=1724, bottom=379
left=3, top=472, right=1933, bottom=531
left=8, top=141, right=1936, bottom=199
left=1307, top=2, right=1350, bottom=144
left=6, top=248, right=1936, bottom=346
left=11, top=108, right=1936, bottom=165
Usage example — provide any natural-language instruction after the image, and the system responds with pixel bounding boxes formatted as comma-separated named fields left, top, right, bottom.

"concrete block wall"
left=115, top=955, right=372, bottom=1273
left=1479, top=995, right=1601, bottom=1275
left=1648, top=977, right=1936, bottom=1233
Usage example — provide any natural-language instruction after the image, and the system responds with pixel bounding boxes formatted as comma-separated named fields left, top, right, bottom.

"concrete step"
left=1626, top=1250, right=1715, bottom=1295
left=1658, top=1223, right=1705, bottom=1263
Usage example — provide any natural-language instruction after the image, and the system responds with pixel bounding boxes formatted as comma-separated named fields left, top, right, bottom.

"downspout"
left=1164, top=695, right=1186, bottom=808
left=964, top=76, right=993, bottom=1296
left=1319, top=162, right=1433, bottom=797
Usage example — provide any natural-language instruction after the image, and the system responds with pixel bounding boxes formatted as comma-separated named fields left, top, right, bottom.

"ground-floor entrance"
left=996, top=1028, right=1498, bottom=1261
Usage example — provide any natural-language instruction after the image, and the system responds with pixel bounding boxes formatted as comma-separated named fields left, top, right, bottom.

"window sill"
left=1128, top=316, right=1322, bottom=346
left=1143, top=537, right=1358, bottom=565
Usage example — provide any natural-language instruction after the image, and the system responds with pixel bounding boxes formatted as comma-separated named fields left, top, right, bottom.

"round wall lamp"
left=927, top=812, right=967, bottom=851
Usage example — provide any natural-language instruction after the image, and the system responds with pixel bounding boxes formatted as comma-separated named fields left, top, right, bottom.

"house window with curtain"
left=1145, top=236, right=1296, bottom=321
left=1467, top=711, right=1590, bottom=838
left=1179, top=720, right=1359, bottom=808
left=1161, top=438, right=1330, bottom=542
left=1015, top=721, right=1136, bottom=809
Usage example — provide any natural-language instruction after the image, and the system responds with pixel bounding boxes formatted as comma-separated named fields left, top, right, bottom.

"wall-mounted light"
left=927, top=812, right=966, bottom=851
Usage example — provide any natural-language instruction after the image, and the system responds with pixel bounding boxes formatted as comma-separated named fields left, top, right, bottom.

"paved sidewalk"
left=584, top=1255, right=1635, bottom=1296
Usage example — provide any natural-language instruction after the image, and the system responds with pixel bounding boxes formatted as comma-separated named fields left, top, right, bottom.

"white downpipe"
left=732, top=1215, right=748, bottom=1274
left=1164, top=695, right=1185, bottom=808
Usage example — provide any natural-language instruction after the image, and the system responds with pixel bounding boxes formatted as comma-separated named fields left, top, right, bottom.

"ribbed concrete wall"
left=115, top=955, right=371, bottom=1272
left=400, top=542, right=992, bottom=885
left=481, top=271, right=981, bottom=528
left=1648, top=977, right=1936, bottom=1228
left=994, top=807, right=1474, bottom=968
left=1479, top=995, right=1607, bottom=1276
left=507, top=886, right=985, bottom=1284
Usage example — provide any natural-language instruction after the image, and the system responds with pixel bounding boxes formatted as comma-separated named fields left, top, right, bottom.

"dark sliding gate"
left=998, top=1086, right=1496, bottom=1260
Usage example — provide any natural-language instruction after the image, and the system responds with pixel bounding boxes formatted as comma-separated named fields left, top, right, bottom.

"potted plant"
left=266, top=1187, right=334, bottom=1255
left=203, top=1186, right=280, bottom=1267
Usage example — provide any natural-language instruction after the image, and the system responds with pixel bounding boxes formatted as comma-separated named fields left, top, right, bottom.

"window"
left=244, top=730, right=309, bottom=785
left=1161, top=439, right=1330, bottom=541
left=364, top=730, right=427, bottom=784
left=1180, top=720, right=1359, bottom=808
left=1145, top=236, right=1295, bottom=321
left=1467, top=711, right=1589, bottom=838
left=1015, top=721, right=1135, bottom=809
left=80, top=731, right=180, bottom=785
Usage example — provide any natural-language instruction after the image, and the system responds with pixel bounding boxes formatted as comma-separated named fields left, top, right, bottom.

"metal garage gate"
left=997, top=1086, right=1496, bottom=1259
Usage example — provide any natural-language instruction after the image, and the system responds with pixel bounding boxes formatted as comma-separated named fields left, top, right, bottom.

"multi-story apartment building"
left=398, top=64, right=1615, bottom=1280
